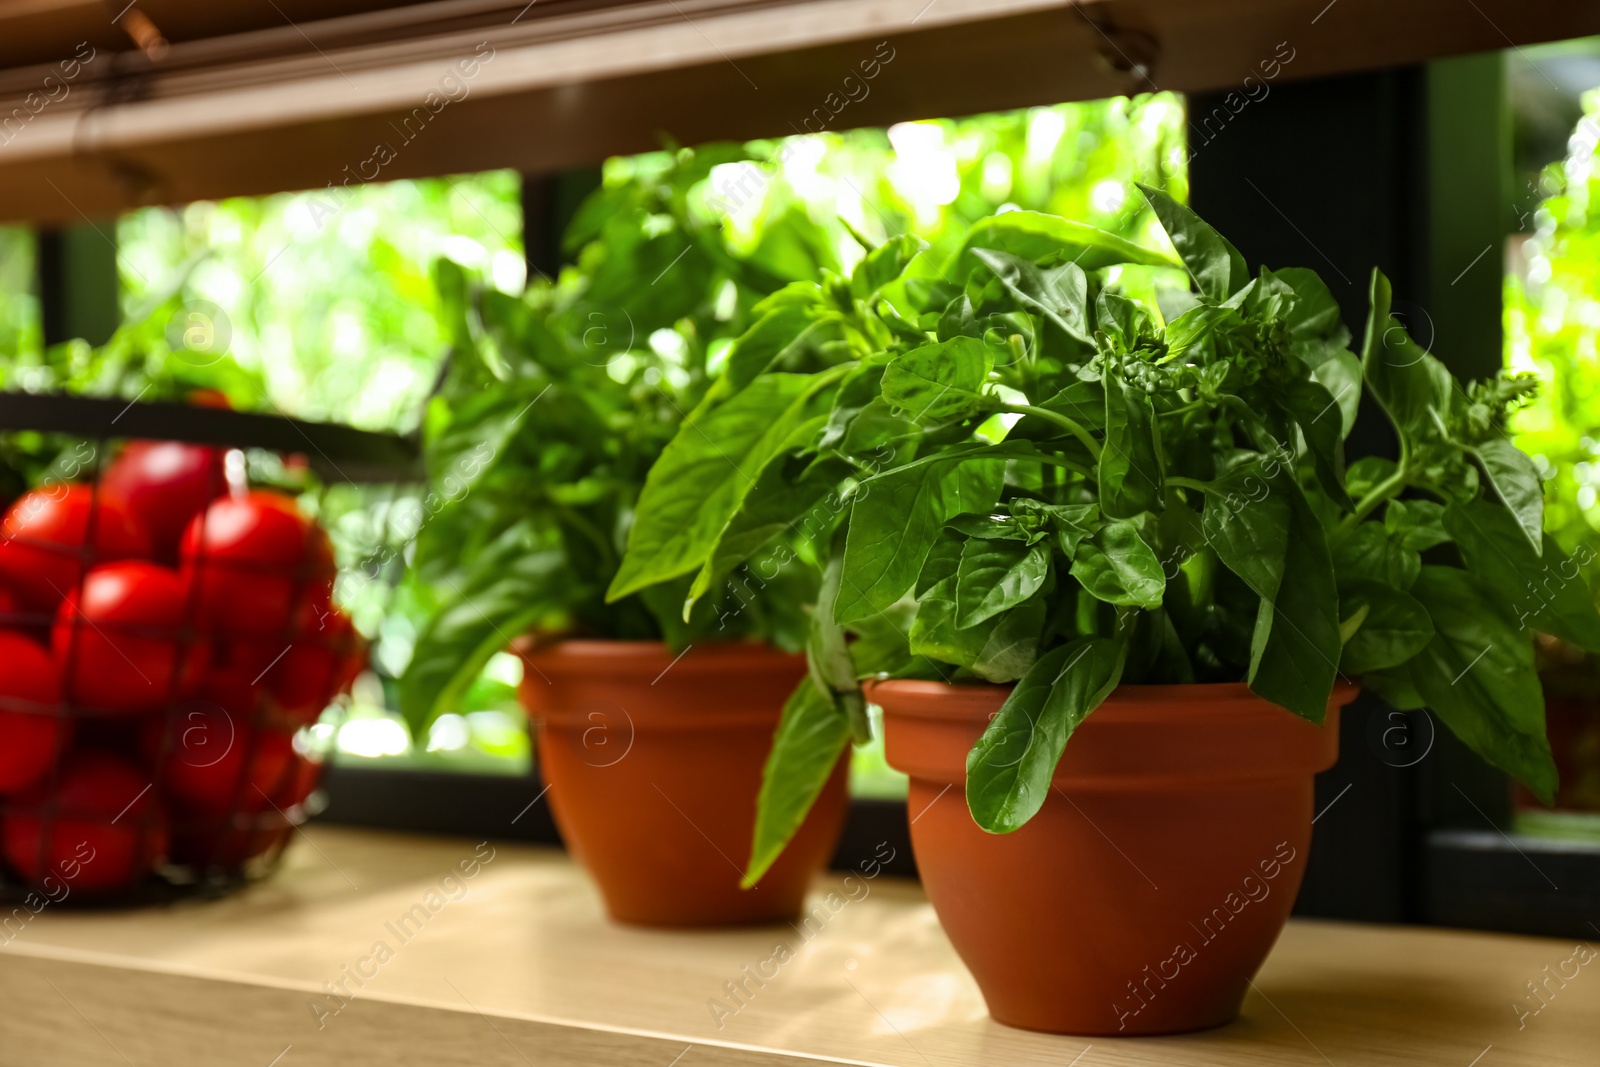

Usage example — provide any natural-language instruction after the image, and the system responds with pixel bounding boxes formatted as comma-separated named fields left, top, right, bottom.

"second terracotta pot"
left=876, top=678, right=1353, bottom=1036
left=519, top=640, right=848, bottom=927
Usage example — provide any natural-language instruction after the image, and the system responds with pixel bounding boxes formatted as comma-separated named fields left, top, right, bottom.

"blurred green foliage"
left=1507, top=88, right=1600, bottom=570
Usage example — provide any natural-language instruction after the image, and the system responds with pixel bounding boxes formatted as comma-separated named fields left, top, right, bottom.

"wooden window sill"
left=0, top=826, right=1592, bottom=1065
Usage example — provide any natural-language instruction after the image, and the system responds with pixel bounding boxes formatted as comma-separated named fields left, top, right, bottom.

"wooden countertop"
left=0, top=826, right=1594, bottom=1066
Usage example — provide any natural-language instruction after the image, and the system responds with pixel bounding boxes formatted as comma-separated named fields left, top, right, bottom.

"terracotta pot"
left=518, top=640, right=849, bottom=927
left=876, top=678, right=1352, bottom=1036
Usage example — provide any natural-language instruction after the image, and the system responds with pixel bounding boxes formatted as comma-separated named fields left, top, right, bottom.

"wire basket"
left=0, top=392, right=418, bottom=905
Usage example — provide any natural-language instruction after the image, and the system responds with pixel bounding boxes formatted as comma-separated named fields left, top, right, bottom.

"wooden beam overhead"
left=0, top=0, right=1595, bottom=223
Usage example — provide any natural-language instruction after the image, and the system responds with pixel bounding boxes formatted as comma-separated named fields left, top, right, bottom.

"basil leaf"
left=911, top=581, right=1044, bottom=683
left=398, top=549, right=566, bottom=733
left=956, top=210, right=1178, bottom=274
left=1164, top=305, right=1241, bottom=362
left=1095, top=290, right=1154, bottom=349
left=915, top=530, right=965, bottom=597
left=1443, top=498, right=1600, bottom=652
left=965, top=635, right=1126, bottom=833
left=948, top=513, right=1034, bottom=541
left=1070, top=520, right=1164, bottom=608
left=608, top=371, right=836, bottom=600
left=1385, top=499, right=1451, bottom=552
left=1339, top=580, right=1434, bottom=674
left=1009, top=380, right=1106, bottom=441
left=1010, top=499, right=1098, bottom=558
left=880, top=335, right=996, bottom=422
left=835, top=445, right=1007, bottom=625
left=1246, top=475, right=1342, bottom=723
left=1310, top=351, right=1363, bottom=439
left=683, top=457, right=842, bottom=617
left=1199, top=461, right=1291, bottom=601
left=955, top=538, right=1051, bottom=628
left=1275, top=266, right=1347, bottom=341
left=1332, top=523, right=1421, bottom=592
left=807, top=550, right=871, bottom=742
left=1361, top=663, right=1428, bottom=711
left=725, top=305, right=826, bottom=390
left=851, top=234, right=925, bottom=298
left=1408, top=566, right=1556, bottom=804
left=1469, top=437, right=1544, bottom=555
left=1138, top=183, right=1248, bottom=303
left=1361, top=270, right=1453, bottom=444
left=744, top=680, right=850, bottom=888
left=844, top=396, right=918, bottom=455
left=1346, top=455, right=1398, bottom=499
left=1100, top=355, right=1164, bottom=518
left=1278, top=376, right=1353, bottom=509
left=972, top=248, right=1090, bottom=341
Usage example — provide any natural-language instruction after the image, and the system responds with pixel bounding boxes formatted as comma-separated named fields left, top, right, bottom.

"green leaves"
left=725, top=304, right=828, bottom=390
left=743, top=680, right=850, bottom=888
left=1070, top=520, right=1164, bottom=608
left=834, top=445, right=1007, bottom=625
left=1245, top=475, right=1342, bottom=723
left=1444, top=498, right=1600, bottom=652
left=609, top=371, right=836, bottom=601
left=910, top=586, right=1044, bottom=683
left=1360, top=270, right=1452, bottom=444
left=1196, top=461, right=1339, bottom=721
left=1469, top=437, right=1543, bottom=553
left=398, top=548, right=566, bottom=734
left=1338, top=580, right=1433, bottom=674
left=956, top=210, right=1179, bottom=275
left=1332, top=523, right=1421, bottom=591
left=965, top=636, right=1126, bottom=833
left=972, top=249, right=1090, bottom=341
left=1277, top=376, right=1352, bottom=509
left=955, top=537, right=1051, bottom=627
left=1139, top=183, right=1248, bottom=303
left=1200, top=463, right=1290, bottom=599
left=1099, top=354, right=1164, bottom=518
left=1406, top=566, right=1556, bottom=804
left=880, top=336, right=994, bottom=422
left=851, top=234, right=925, bottom=298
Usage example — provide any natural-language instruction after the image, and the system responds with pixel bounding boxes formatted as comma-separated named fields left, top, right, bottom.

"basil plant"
left=398, top=146, right=823, bottom=736
left=611, top=188, right=1600, bottom=885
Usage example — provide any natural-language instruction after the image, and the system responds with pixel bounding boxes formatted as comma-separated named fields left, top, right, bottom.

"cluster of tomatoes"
left=0, top=431, right=364, bottom=896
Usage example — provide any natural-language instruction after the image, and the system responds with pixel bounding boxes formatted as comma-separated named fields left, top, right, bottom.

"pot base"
left=878, top=679, right=1352, bottom=1036
left=521, top=640, right=850, bottom=928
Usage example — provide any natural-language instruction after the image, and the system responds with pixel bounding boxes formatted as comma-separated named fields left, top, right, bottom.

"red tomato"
left=141, top=673, right=291, bottom=809
left=0, top=486, right=149, bottom=610
left=101, top=441, right=227, bottom=560
left=1, top=750, right=167, bottom=894
left=170, top=812, right=291, bottom=869
left=179, top=492, right=335, bottom=639
left=246, top=608, right=364, bottom=724
left=0, top=632, right=68, bottom=793
left=52, top=562, right=209, bottom=715
left=277, top=750, right=323, bottom=810
left=169, top=749, right=314, bottom=868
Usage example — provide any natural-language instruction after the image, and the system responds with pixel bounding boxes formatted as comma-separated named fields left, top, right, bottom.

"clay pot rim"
left=868, top=677, right=1360, bottom=723
left=516, top=637, right=800, bottom=675
left=517, top=638, right=807, bottom=731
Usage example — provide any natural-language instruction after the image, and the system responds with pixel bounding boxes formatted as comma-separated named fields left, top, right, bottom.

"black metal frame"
left=0, top=391, right=421, bottom=483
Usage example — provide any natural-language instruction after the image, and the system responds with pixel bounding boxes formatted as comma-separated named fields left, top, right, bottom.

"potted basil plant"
left=399, top=148, right=849, bottom=927
left=612, top=188, right=1600, bottom=1031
